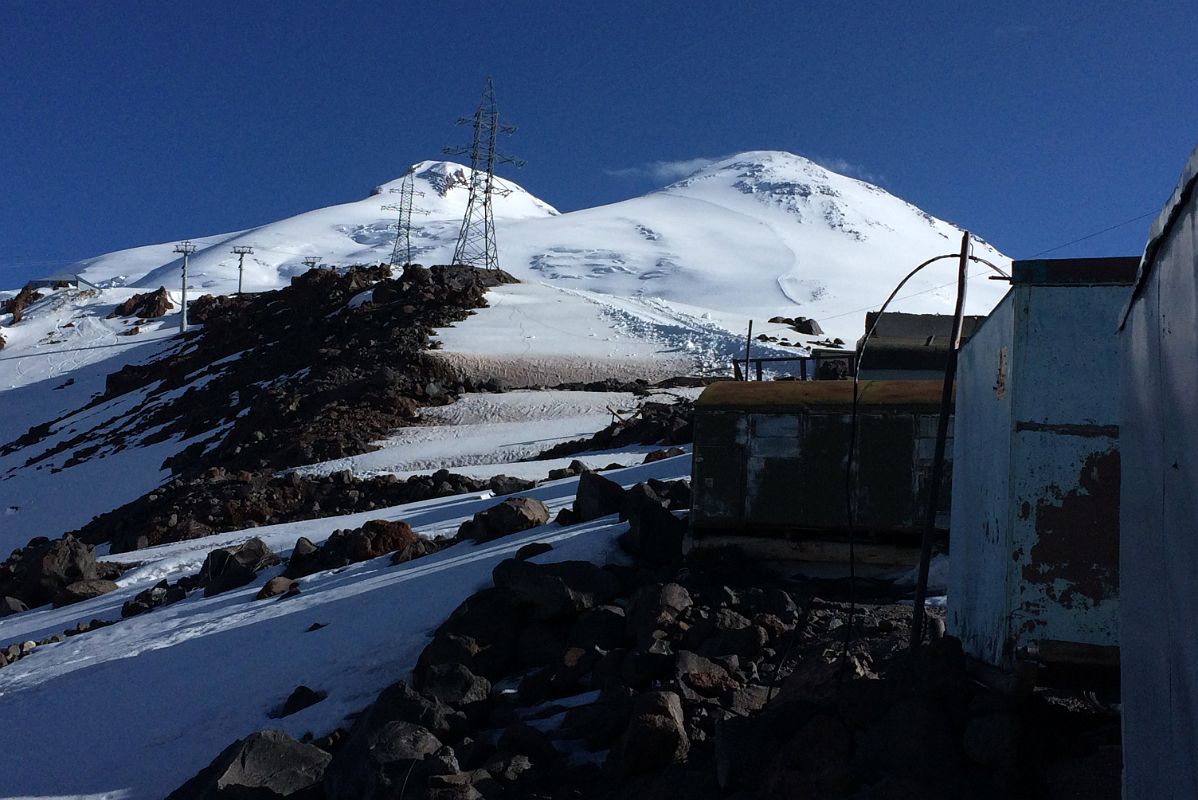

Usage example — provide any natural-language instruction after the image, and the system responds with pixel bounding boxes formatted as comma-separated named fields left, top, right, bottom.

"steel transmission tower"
left=443, top=76, right=524, bottom=269
left=381, top=173, right=428, bottom=268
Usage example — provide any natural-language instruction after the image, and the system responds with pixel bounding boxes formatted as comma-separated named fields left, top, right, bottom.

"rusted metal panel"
left=949, top=259, right=1130, bottom=674
left=691, top=381, right=950, bottom=538
left=1118, top=142, right=1198, bottom=800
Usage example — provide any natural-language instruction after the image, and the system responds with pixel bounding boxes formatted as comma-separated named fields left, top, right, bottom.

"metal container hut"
left=948, top=255, right=1138, bottom=683
left=689, top=379, right=951, bottom=570
left=1118, top=144, right=1198, bottom=800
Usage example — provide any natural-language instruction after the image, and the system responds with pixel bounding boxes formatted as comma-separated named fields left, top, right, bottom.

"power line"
left=1025, top=210, right=1156, bottom=258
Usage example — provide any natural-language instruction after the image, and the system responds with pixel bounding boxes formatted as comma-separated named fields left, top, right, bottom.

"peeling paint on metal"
left=1023, top=447, right=1120, bottom=609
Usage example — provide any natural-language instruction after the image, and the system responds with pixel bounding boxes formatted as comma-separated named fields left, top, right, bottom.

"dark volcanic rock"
left=0, top=534, right=99, bottom=608
left=285, top=520, right=421, bottom=578
left=608, top=690, right=690, bottom=778
left=457, top=497, right=550, bottom=543
left=619, top=481, right=689, bottom=566
left=274, top=685, right=327, bottom=718
left=572, top=471, right=626, bottom=522
left=1, top=285, right=44, bottom=324
left=198, top=538, right=280, bottom=597
left=107, top=287, right=174, bottom=319
left=0, top=596, right=29, bottom=617
left=52, top=578, right=119, bottom=607
left=492, top=558, right=620, bottom=621
left=323, top=720, right=443, bottom=799
left=167, top=729, right=331, bottom=800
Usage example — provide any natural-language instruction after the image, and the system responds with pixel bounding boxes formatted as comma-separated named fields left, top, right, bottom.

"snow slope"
left=0, top=435, right=689, bottom=799
left=8, top=152, right=1011, bottom=357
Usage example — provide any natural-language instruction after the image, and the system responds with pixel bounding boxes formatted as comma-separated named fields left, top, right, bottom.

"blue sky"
left=1, top=1, right=1195, bottom=285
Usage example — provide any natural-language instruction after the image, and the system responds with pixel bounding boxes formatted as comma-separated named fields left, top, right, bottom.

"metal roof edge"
left=1120, top=142, right=1198, bottom=330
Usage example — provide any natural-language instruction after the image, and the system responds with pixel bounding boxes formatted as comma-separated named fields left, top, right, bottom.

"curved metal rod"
left=968, top=254, right=1011, bottom=279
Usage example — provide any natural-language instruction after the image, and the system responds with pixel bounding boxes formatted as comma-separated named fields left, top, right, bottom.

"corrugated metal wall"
left=1119, top=144, right=1198, bottom=800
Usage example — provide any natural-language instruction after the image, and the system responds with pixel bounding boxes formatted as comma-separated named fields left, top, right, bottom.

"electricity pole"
left=302, top=256, right=321, bottom=271
left=444, top=76, right=524, bottom=269
left=381, top=173, right=428, bottom=268
left=174, top=240, right=198, bottom=333
left=231, top=245, right=254, bottom=294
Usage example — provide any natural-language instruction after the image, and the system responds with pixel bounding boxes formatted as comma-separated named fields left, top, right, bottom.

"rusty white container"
left=947, top=256, right=1138, bottom=682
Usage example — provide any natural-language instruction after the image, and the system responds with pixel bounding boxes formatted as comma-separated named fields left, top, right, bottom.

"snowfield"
left=0, top=453, right=689, bottom=800
left=5, top=152, right=1011, bottom=364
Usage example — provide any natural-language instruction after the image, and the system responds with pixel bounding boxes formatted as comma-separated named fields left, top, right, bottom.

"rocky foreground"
left=164, top=472, right=1120, bottom=800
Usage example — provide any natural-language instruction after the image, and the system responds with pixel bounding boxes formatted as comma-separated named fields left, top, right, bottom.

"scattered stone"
left=515, top=541, right=553, bottom=561
left=273, top=685, right=327, bottom=718
left=256, top=575, right=295, bottom=600
left=457, top=497, right=550, bottom=543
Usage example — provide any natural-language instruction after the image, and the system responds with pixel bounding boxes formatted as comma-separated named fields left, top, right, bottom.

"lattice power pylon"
left=443, top=76, right=524, bottom=269
left=381, top=172, right=428, bottom=268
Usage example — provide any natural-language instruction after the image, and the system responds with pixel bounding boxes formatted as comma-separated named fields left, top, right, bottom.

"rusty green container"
left=691, top=380, right=952, bottom=539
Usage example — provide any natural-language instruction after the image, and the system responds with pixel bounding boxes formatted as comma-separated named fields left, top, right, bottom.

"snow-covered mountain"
left=60, top=152, right=1008, bottom=350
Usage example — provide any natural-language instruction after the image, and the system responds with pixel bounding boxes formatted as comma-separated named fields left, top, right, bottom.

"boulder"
left=642, top=446, right=686, bottom=464
left=608, top=691, right=689, bottom=777
left=567, top=604, right=627, bottom=652
left=486, top=475, right=536, bottom=496
left=573, top=471, right=626, bottom=522
left=347, top=519, right=417, bottom=561
left=0, top=534, right=98, bottom=608
left=107, top=287, right=175, bottom=319
left=674, top=650, right=739, bottom=698
left=198, top=538, right=280, bottom=597
left=0, top=596, right=29, bottom=617
left=626, top=583, right=692, bottom=645
left=514, top=541, right=553, bottom=561
left=274, top=685, right=326, bottom=718
left=256, top=576, right=295, bottom=600
left=420, top=663, right=492, bottom=709
left=417, top=588, right=526, bottom=680
left=457, top=497, right=549, bottom=543
left=323, top=720, right=442, bottom=800
left=52, top=579, right=119, bottom=607
left=491, top=558, right=620, bottom=621
left=619, top=484, right=687, bottom=566
left=166, top=729, right=331, bottom=800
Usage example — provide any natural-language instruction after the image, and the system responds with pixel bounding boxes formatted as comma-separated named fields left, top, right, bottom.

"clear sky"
left=2, top=0, right=1195, bottom=285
